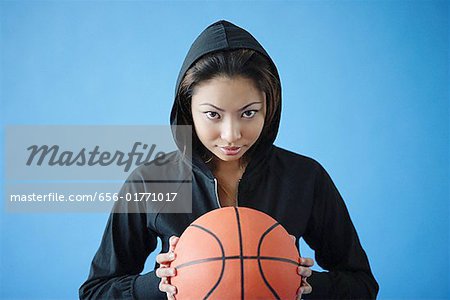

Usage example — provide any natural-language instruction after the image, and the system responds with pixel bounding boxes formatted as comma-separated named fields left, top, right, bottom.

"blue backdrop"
left=1, top=1, right=448, bottom=299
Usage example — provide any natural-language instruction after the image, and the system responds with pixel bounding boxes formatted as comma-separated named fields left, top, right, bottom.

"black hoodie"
left=79, top=20, right=379, bottom=299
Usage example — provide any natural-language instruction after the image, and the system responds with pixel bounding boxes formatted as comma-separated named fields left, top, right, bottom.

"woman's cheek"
left=252, top=118, right=265, bottom=138
left=197, top=122, right=217, bottom=142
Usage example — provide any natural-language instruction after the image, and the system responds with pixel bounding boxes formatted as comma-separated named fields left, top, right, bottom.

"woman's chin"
left=212, top=150, right=245, bottom=162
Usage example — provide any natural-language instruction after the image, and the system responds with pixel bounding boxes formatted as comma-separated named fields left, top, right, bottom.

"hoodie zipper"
left=213, top=178, right=221, bottom=208
left=236, top=179, right=241, bottom=207
left=214, top=178, right=241, bottom=208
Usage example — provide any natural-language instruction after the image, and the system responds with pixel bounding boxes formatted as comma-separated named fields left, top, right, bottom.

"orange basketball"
left=170, top=207, right=301, bottom=299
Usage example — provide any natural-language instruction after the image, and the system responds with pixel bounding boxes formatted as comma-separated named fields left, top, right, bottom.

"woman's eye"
left=242, top=110, right=257, bottom=118
left=205, top=111, right=220, bottom=119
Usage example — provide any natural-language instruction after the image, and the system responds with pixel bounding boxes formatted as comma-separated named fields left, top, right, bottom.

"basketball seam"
left=174, top=256, right=298, bottom=270
left=190, top=224, right=225, bottom=300
left=174, top=213, right=297, bottom=299
left=258, top=222, right=281, bottom=299
left=233, top=207, right=245, bottom=300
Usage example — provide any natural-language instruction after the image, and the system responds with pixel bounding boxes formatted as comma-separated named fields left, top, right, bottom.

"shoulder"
left=114, top=150, right=186, bottom=216
left=270, top=146, right=342, bottom=202
left=264, top=145, right=330, bottom=188
left=270, top=145, right=324, bottom=175
left=125, top=150, right=185, bottom=182
left=270, top=146, right=342, bottom=195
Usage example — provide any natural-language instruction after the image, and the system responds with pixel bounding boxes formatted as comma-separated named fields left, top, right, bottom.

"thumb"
left=289, top=234, right=296, bottom=243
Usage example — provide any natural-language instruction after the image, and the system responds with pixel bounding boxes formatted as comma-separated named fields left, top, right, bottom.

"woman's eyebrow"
left=199, top=101, right=263, bottom=112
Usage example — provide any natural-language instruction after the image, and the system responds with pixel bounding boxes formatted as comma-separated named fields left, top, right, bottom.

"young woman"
left=80, top=20, right=379, bottom=299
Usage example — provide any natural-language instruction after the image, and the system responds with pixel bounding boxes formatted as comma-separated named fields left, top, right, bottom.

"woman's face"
left=191, top=76, right=266, bottom=163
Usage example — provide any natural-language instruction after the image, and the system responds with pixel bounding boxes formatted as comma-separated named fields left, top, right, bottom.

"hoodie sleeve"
left=79, top=178, right=166, bottom=300
left=302, top=164, right=379, bottom=299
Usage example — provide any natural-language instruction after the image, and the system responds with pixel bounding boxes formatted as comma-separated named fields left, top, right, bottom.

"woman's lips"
left=219, top=146, right=242, bottom=156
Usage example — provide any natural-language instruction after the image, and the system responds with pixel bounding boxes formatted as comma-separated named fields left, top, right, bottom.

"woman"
left=80, top=20, right=378, bottom=299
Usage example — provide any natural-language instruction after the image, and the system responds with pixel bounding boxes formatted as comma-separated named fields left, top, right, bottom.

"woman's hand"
left=289, top=234, right=314, bottom=300
left=156, top=234, right=312, bottom=299
left=155, top=235, right=180, bottom=300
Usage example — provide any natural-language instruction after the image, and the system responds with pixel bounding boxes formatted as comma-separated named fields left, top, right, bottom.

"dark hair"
left=176, top=48, right=280, bottom=164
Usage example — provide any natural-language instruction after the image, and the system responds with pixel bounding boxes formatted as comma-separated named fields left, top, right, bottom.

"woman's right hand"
left=156, top=235, right=180, bottom=300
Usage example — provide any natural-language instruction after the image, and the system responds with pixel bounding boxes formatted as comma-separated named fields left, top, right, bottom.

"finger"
left=296, top=286, right=303, bottom=300
left=156, top=252, right=176, bottom=265
left=159, top=281, right=176, bottom=294
left=169, top=236, right=180, bottom=248
left=169, top=236, right=180, bottom=253
left=167, top=290, right=177, bottom=300
left=297, top=266, right=312, bottom=278
left=156, top=267, right=177, bottom=278
left=301, top=280, right=312, bottom=295
left=159, top=280, right=170, bottom=293
left=166, top=286, right=177, bottom=300
left=299, top=257, right=315, bottom=267
left=168, top=291, right=178, bottom=300
left=289, top=234, right=296, bottom=243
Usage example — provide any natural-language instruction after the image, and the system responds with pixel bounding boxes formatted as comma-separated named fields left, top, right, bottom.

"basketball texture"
left=169, top=206, right=301, bottom=299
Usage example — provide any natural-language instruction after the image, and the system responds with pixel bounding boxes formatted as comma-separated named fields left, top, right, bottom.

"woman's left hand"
left=289, top=235, right=314, bottom=300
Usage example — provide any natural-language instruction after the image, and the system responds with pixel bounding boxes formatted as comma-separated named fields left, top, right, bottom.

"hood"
left=170, top=20, right=282, bottom=180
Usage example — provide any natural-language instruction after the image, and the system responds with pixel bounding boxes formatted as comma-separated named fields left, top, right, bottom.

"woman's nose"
left=221, top=119, right=241, bottom=143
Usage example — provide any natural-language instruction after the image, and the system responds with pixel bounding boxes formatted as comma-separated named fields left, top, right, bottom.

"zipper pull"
left=236, top=179, right=241, bottom=207
left=213, top=177, right=221, bottom=208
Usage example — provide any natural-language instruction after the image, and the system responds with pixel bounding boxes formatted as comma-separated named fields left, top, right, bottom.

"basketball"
left=169, top=206, right=301, bottom=299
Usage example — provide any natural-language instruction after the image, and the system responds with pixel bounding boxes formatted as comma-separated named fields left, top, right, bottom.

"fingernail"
left=169, top=252, right=175, bottom=259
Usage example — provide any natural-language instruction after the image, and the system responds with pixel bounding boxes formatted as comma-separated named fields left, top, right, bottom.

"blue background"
left=1, top=1, right=448, bottom=299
